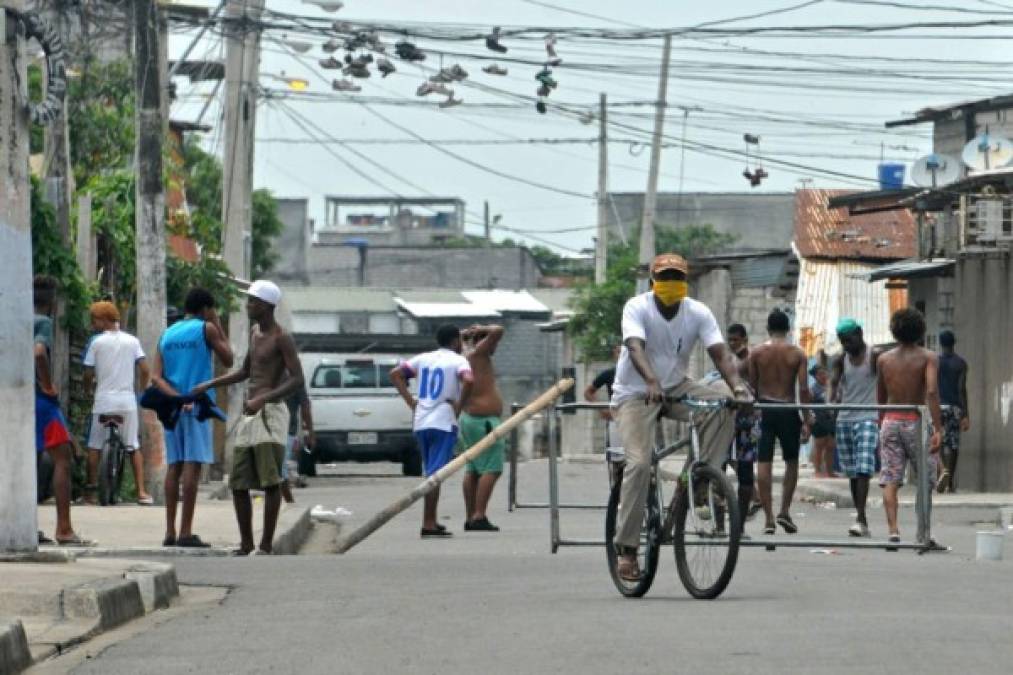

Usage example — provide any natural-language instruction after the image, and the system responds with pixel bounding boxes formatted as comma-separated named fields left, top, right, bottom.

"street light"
left=262, top=72, right=310, bottom=91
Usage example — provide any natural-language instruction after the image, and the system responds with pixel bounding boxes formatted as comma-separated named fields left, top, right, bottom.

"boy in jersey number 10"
left=391, top=325, right=474, bottom=538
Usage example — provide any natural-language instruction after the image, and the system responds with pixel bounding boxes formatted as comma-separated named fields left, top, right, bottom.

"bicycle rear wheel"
left=605, top=467, right=661, bottom=598
left=673, top=462, right=741, bottom=600
left=97, top=439, right=124, bottom=506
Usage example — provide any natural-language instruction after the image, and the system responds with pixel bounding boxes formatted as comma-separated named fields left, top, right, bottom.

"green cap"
left=836, top=317, right=861, bottom=335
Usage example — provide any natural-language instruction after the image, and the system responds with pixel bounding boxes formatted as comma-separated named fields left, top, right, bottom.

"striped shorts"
left=835, top=419, right=879, bottom=478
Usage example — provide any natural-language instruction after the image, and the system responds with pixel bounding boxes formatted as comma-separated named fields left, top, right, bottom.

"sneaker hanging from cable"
left=535, top=67, right=557, bottom=90
left=332, top=78, right=361, bottom=92
left=544, top=33, right=562, bottom=66
left=322, top=38, right=340, bottom=53
left=377, top=57, right=396, bottom=77
left=395, top=40, right=426, bottom=62
left=305, top=0, right=344, bottom=13
left=486, top=26, right=508, bottom=53
left=319, top=57, right=341, bottom=70
left=482, top=64, right=508, bottom=76
left=439, top=95, right=463, bottom=109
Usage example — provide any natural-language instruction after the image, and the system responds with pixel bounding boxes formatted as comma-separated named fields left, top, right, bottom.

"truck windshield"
left=311, top=363, right=394, bottom=389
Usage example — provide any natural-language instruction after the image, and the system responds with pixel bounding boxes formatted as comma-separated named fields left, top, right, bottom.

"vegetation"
left=567, top=224, right=738, bottom=361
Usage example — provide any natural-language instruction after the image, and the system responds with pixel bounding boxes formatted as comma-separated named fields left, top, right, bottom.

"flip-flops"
left=776, top=514, right=798, bottom=534
left=420, top=527, right=452, bottom=538
left=57, top=534, right=96, bottom=547
left=137, top=496, right=154, bottom=506
left=38, top=531, right=54, bottom=545
left=162, top=536, right=176, bottom=547
left=465, top=517, right=500, bottom=532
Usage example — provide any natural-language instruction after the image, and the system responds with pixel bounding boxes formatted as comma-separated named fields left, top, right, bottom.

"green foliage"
left=567, top=224, right=739, bottom=361
left=252, top=189, right=284, bottom=277
left=68, top=60, right=135, bottom=185
left=166, top=253, right=239, bottom=314
left=28, top=65, right=44, bottom=154
left=87, top=171, right=136, bottom=304
left=30, top=177, right=91, bottom=332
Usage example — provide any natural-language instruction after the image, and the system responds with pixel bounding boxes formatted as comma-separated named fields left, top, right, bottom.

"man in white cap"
left=193, top=280, right=304, bottom=555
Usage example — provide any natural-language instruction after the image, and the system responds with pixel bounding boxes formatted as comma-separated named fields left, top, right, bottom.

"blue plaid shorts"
left=835, top=419, right=879, bottom=478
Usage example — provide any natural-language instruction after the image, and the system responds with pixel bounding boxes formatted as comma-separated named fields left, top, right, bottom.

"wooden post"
left=0, top=0, right=40, bottom=552
left=335, top=379, right=575, bottom=554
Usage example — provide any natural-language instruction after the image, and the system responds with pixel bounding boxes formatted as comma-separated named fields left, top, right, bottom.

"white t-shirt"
left=611, top=293, right=724, bottom=404
left=401, top=348, right=473, bottom=432
left=83, top=329, right=145, bottom=413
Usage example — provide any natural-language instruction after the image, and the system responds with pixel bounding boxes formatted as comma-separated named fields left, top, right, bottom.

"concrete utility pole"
left=1, top=0, right=41, bottom=552
left=134, top=0, right=168, bottom=502
left=595, top=92, right=608, bottom=285
left=222, top=0, right=263, bottom=351
left=636, top=34, right=672, bottom=294
left=484, top=200, right=491, bottom=245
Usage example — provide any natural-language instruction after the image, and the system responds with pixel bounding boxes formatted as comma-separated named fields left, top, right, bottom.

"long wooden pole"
left=335, top=379, right=575, bottom=554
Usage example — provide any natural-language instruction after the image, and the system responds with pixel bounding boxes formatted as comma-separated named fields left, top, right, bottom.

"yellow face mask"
left=653, top=280, right=688, bottom=306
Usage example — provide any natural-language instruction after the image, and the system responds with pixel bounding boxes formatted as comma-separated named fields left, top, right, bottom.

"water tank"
left=878, top=163, right=905, bottom=190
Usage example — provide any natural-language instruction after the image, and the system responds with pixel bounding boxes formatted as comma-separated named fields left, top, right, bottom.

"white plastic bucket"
left=976, top=531, right=1005, bottom=561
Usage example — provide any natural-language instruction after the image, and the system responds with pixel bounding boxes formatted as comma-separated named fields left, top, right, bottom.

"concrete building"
left=605, top=192, right=796, bottom=251
left=273, top=198, right=312, bottom=284
left=318, top=196, right=466, bottom=247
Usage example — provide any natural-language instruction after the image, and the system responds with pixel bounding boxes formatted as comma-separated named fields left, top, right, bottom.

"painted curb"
left=273, top=507, right=312, bottom=556
left=0, top=618, right=32, bottom=675
left=124, top=562, right=179, bottom=612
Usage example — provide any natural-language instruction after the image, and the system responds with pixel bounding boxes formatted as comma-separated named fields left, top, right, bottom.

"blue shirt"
left=159, top=318, right=214, bottom=401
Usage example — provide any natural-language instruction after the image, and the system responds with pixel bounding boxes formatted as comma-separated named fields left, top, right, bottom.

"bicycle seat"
left=99, top=414, right=124, bottom=427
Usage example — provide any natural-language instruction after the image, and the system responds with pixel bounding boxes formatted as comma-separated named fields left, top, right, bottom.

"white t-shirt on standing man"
left=611, top=293, right=725, bottom=405
left=401, top=348, right=473, bottom=432
left=83, top=328, right=146, bottom=413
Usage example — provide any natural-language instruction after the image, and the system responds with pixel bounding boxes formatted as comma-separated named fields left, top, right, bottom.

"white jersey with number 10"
left=401, top=348, right=473, bottom=432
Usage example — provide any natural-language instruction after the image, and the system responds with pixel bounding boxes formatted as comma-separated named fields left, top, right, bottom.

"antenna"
left=961, top=131, right=1013, bottom=172
left=910, top=154, right=962, bottom=188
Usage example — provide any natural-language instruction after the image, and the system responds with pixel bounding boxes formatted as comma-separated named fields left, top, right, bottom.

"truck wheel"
left=298, top=447, right=317, bottom=478
left=402, top=447, right=423, bottom=477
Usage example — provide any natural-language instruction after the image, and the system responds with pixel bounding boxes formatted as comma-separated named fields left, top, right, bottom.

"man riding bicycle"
left=611, top=253, right=752, bottom=581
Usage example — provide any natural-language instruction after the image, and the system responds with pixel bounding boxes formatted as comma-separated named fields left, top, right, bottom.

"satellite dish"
left=911, top=153, right=962, bottom=188
left=962, top=133, right=1013, bottom=172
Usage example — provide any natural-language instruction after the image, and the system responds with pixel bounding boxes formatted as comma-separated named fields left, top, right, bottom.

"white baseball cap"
left=246, top=279, right=282, bottom=306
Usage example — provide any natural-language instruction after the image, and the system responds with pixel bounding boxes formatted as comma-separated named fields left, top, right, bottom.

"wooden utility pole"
left=1, top=0, right=41, bottom=552
left=636, top=35, right=672, bottom=294
left=484, top=200, right=491, bottom=245
left=223, top=0, right=263, bottom=350
left=595, top=92, right=608, bottom=285
left=134, top=0, right=168, bottom=502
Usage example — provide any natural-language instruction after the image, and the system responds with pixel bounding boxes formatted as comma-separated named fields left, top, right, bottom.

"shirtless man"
left=193, top=281, right=303, bottom=555
left=876, top=308, right=942, bottom=546
left=459, top=324, right=506, bottom=532
left=747, top=309, right=811, bottom=535
left=727, top=323, right=761, bottom=527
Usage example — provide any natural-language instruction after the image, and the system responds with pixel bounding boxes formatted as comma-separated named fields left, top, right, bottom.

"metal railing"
left=522, top=401, right=942, bottom=555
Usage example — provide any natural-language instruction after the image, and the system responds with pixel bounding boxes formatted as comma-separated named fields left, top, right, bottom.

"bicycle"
left=96, top=414, right=128, bottom=506
left=605, top=397, right=742, bottom=600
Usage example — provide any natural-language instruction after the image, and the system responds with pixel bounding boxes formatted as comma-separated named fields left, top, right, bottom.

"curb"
left=797, top=482, right=856, bottom=509
left=0, top=618, right=32, bottom=675
left=63, top=577, right=145, bottom=631
left=124, top=562, right=179, bottom=613
left=273, top=507, right=313, bottom=556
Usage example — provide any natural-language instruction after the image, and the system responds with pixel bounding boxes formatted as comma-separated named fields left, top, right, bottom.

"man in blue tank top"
left=150, top=289, right=234, bottom=547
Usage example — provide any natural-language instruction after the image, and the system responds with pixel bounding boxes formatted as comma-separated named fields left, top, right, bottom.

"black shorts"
left=812, top=417, right=836, bottom=439
left=758, top=409, right=802, bottom=463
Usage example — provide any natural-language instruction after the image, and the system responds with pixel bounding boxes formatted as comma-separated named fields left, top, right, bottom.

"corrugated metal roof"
left=529, top=288, right=578, bottom=316
left=460, top=290, right=549, bottom=314
left=849, top=258, right=955, bottom=282
left=794, top=257, right=898, bottom=357
left=395, top=300, right=500, bottom=319
left=794, top=189, right=916, bottom=261
left=730, top=255, right=789, bottom=288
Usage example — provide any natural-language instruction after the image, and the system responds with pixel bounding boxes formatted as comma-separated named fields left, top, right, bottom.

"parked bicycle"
left=96, top=414, right=128, bottom=506
left=605, top=397, right=742, bottom=600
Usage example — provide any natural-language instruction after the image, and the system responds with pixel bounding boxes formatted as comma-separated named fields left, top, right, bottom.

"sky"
left=167, top=0, right=1013, bottom=254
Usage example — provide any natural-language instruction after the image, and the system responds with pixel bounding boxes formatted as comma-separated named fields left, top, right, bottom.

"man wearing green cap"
left=831, top=318, right=882, bottom=538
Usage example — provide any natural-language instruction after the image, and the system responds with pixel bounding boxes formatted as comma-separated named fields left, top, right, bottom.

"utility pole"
left=636, top=34, right=672, bottom=294
left=484, top=200, right=491, bottom=245
left=1, top=0, right=40, bottom=552
left=134, top=0, right=168, bottom=502
left=595, top=92, right=608, bottom=285
left=673, top=105, right=700, bottom=228
left=223, top=0, right=263, bottom=351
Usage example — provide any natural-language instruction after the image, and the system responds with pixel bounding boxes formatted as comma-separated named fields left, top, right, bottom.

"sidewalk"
left=36, top=482, right=312, bottom=557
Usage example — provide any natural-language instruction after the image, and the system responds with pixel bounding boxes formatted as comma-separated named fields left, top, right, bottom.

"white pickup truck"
left=298, top=353, right=421, bottom=476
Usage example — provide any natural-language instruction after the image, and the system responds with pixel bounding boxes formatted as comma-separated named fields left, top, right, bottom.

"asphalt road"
left=52, top=461, right=1013, bottom=675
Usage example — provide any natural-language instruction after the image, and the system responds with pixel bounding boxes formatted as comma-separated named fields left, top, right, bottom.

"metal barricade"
left=539, top=401, right=942, bottom=554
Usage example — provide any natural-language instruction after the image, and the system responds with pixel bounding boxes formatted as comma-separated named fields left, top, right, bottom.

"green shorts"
left=230, top=442, right=284, bottom=490
left=458, top=413, right=505, bottom=475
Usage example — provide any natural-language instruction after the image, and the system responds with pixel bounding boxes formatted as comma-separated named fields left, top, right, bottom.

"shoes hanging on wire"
left=486, top=26, right=508, bottom=53
left=544, top=33, right=562, bottom=66
left=319, top=57, right=341, bottom=70
left=395, top=40, right=426, bottom=62
left=332, top=78, right=361, bottom=92
left=483, top=64, right=508, bottom=76
left=439, top=95, right=463, bottom=109
left=377, top=57, right=396, bottom=77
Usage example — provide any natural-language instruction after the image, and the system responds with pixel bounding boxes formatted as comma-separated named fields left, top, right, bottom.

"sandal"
left=763, top=524, right=776, bottom=535
left=162, top=535, right=176, bottom=547
left=176, top=534, right=211, bottom=548
left=776, top=514, right=798, bottom=534
left=137, top=495, right=155, bottom=506
left=420, top=527, right=453, bottom=538
left=57, top=534, right=97, bottom=547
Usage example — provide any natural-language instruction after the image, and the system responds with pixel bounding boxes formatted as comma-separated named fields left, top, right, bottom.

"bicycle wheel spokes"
left=673, top=464, right=741, bottom=600
left=605, top=472, right=661, bottom=598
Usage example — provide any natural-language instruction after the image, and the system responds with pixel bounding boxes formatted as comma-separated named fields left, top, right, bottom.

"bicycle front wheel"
left=673, top=462, right=741, bottom=600
left=605, top=468, right=661, bottom=598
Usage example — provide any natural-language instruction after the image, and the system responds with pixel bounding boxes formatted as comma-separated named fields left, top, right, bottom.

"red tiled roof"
left=794, top=188, right=916, bottom=261
left=168, top=235, right=199, bottom=263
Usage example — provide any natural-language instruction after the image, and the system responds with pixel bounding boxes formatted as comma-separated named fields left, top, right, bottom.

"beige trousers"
left=613, top=378, right=734, bottom=549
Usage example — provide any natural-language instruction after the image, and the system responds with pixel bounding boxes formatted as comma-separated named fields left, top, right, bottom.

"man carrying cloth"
left=611, top=253, right=752, bottom=581
left=459, top=324, right=506, bottom=532
left=876, top=308, right=943, bottom=547
left=193, top=280, right=303, bottom=555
